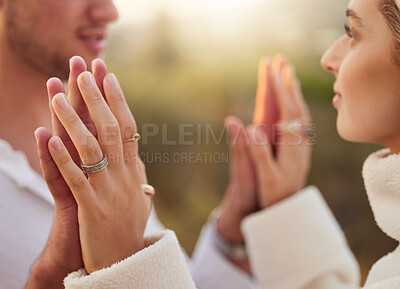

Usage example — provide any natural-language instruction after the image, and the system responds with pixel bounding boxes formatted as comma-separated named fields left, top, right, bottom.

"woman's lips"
left=333, top=93, right=342, bottom=108
left=333, top=85, right=342, bottom=109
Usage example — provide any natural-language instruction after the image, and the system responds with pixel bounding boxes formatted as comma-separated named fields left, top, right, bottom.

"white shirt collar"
left=0, top=139, right=54, bottom=206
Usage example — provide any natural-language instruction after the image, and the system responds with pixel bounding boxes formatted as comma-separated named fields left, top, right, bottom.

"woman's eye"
left=344, top=23, right=354, bottom=38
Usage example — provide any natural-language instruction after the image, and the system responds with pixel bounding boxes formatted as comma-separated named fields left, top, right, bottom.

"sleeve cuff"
left=242, top=186, right=359, bottom=289
left=64, top=230, right=196, bottom=289
left=190, top=223, right=258, bottom=289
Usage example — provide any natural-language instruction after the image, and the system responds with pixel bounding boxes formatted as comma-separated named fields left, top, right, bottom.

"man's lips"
left=77, top=27, right=108, bottom=54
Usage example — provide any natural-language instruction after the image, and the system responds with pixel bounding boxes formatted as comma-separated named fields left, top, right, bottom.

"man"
left=0, top=0, right=259, bottom=288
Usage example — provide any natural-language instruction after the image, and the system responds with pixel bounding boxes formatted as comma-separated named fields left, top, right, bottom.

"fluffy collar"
left=362, top=148, right=400, bottom=242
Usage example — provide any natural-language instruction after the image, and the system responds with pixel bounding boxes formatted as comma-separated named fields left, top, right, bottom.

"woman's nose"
left=321, top=35, right=348, bottom=75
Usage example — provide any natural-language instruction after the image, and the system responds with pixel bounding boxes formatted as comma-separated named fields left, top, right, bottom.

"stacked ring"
left=81, top=155, right=109, bottom=174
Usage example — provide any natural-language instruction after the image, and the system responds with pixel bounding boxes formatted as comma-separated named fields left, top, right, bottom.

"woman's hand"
left=247, top=57, right=312, bottom=208
left=42, top=59, right=152, bottom=274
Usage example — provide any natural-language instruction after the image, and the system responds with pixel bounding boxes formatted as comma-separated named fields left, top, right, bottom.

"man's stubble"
left=5, top=1, right=70, bottom=80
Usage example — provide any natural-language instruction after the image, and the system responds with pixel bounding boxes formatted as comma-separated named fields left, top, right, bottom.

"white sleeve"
left=145, top=204, right=259, bottom=289
left=241, top=186, right=360, bottom=289
left=190, top=223, right=259, bottom=289
left=63, top=230, right=197, bottom=289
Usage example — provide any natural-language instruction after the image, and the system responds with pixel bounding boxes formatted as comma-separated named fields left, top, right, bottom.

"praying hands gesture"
left=217, top=55, right=312, bottom=271
left=27, top=57, right=153, bottom=288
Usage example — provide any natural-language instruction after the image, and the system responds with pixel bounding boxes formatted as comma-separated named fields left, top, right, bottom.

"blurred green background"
left=107, top=0, right=397, bottom=282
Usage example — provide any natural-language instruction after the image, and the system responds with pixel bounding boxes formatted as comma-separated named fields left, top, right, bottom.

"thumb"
left=225, top=116, right=246, bottom=179
left=35, top=127, right=76, bottom=209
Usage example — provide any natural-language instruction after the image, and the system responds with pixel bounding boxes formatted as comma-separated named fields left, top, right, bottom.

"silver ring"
left=81, top=155, right=109, bottom=174
left=287, top=119, right=303, bottom=130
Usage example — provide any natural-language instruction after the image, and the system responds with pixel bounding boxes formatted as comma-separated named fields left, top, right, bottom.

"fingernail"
left=82, top=72, right=94, bottom=87
left=107, top=73, right=118, bottom=88
left=34, top=129, right=39, bottom=142
left=55, top=93, right=69, bottom=110
left=51, top=137, right=62, bottom=151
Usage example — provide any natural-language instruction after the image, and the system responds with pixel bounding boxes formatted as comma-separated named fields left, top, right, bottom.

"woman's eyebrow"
left=346, top=9, right=365, bottom=26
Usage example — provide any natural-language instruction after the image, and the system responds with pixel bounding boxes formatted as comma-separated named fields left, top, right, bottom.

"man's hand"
left=215, top=56, right=311, bottom=275
left=26, top=128, right=83, bottom=289
left=218, top=57, right=282, bottom=244
left=26, top=57, right=103, bottom=287
left=218, top=117, right=258, bottom=244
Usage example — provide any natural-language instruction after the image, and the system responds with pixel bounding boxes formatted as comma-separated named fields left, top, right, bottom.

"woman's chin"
left=336, top=118, right=366, bottom=143
left=337, top=128, right=356, bottom=142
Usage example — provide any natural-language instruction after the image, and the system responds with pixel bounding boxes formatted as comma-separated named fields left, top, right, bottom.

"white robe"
left=241, top=148, right=400, bottom=289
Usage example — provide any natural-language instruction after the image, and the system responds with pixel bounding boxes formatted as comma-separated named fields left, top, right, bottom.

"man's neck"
left=0, top=42, right=53, bottom=175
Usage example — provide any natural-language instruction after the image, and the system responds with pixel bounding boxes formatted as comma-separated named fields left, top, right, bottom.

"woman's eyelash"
left=344, top=23, right=353, bottom=38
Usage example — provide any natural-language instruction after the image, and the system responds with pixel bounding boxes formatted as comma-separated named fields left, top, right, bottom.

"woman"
left=240, top=0, right=400, bottom=288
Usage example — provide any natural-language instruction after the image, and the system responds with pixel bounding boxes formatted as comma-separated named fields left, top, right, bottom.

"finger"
left=47, top=78, right=66, bottom=137
left=137, top=158, right=148, bottom=184
left=47, top=77, right=85, bottom=168
left=253, top=58, right=280, bottom=144
left=225, top=116, right=248, bottom=179
left=103, top=73, right=138, bottom=163
left=285, top=64, right=311, bottom=121
left=275, top=117, right=312, bottom=168
left=253, top=58, right=272, bottom=125
left=47, top=135, right=95, bottom=207
left=35, top=127, right=75, bottom=208
left=246, top=125, right=276, bottom=175
left=226, top=117, right=257, bottom=198
left=47, top=77, right=83, bottom=162
left=137, top=159, right=153, bottom=211
left=275, top=116, right=313, bottom=166
left=51, top=93, right=107, bottom=178
left=271, top=61, right=296, bottom=122
left=68, top=56, right=98, bottom=137
left=77, top=71, right=123, bottom=159
left=92, top=58, right=108, bottom=98
left=272, top=54, right=287, bottom=74
left=280, top=63, right=305, bottom=120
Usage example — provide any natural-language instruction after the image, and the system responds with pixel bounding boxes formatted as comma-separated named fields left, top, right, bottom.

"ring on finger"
left=277, top=119, right=303, bottom=132
left=81, top=155, right=109, bottom=174
left=142, top=184, right=155, bottom=196
left=123, top=133, right=141, bottom=143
